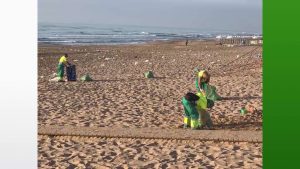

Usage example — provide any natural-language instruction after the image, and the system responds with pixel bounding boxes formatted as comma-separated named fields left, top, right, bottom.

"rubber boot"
left=183, top=117, right=190, bottom=128
left=191, top=118, right=200, bottom=130
left=58, top=77, right=64, bottom=82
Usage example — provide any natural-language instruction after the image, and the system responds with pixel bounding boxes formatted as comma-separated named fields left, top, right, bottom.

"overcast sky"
left=38, top=0, right=262, bottom=33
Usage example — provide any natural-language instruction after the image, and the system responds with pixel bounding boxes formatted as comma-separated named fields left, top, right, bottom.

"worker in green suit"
left=182, top=92, right=201, bottom=130
left=57, top=53, right=71, bottom=81
left=182, top=92, right=213, bottom=130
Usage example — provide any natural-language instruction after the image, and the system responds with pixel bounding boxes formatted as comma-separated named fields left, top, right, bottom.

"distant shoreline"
left=38, top=39, right=217, bottom=47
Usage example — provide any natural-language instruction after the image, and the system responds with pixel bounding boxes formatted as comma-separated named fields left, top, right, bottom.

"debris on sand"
left=144, top=71, right=154, bottom=78
left=104, top=57, right=114, bottom=61
left=50, top=73, right=57, bottom=78
left=49, top=77, right=63, bottom=82
left=80, top=74, right=93, bottom=82
left=245, top=104, right=258, bottom=113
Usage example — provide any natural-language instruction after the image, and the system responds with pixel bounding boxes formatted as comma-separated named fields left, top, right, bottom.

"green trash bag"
left=205, top=85, right=222, bottom=102
left=194, top=72, right=221, bottom=109
left=144, top=71, right=154, bottom=78
left=195, top=78, right=221, bottom=102
left=80, top=74, right=93, bottom=81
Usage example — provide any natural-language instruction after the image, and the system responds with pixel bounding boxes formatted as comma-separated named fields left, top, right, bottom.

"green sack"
left=144, top=71, right=154, bottom=78
left=195, top=78, right=221, bottom=102
left=207, top=99, right=215, bottom=108
left=80, top=74, right=93, bottom=81
left=205, top=85, right=222, bottom=102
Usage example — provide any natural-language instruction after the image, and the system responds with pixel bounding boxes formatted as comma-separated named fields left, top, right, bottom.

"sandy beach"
left=38, top=40, right=262, bottom=168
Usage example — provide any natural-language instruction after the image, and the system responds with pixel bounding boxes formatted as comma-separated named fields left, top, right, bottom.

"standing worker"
left=196, top=70, right=210, bottom=95
left=195, top=68, right=220, bottom=108
left=57, top=53, right=71, bottom=82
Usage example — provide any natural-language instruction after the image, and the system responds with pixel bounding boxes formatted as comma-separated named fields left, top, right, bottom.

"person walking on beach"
left=185, top=39, right=189, bottom=46
left=57, top=53, right=71, bottom=81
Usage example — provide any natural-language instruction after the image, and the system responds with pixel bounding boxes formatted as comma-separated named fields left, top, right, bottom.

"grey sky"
left=38, top=0, right=262, bottom=33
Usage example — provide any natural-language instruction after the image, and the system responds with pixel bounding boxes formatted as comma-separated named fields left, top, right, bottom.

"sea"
left=38, top=23, right=260, bottom=45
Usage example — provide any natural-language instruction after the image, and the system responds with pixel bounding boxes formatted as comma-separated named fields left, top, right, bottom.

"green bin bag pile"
left=80, top=74, right=93, bottom=81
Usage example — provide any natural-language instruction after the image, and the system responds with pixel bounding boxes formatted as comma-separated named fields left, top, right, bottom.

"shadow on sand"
left=91, top=76, right=167, bottom=82
left=221, top=96, right=262, bottom=101
left=177, top=121, right=262, bottom=130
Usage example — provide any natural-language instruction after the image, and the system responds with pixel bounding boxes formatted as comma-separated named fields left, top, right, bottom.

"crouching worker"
left=57, top=53, right=71, bottom=82
left=182, top=92, right=201, bottom=130
left=196, top=92, right=213, bottom=129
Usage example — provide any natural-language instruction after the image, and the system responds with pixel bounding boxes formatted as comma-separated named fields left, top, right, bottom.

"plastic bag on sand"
left=80, top=74, right=93, bottom=81
left=144, top=71, right=154, bottom=78
left=49, top=77, right=63, bottom=82
left=50, top=73, right=57, bottom=78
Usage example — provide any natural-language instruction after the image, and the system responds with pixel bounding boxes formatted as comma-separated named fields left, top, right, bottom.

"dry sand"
left=38, top=40, right=262, bottom=168
left=38, top=136, right=262, bottom=169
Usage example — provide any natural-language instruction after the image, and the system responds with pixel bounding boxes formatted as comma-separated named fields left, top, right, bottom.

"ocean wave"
left=38, top=23, right=259, bottom=45
left=38, top=40, right=77, bottom=43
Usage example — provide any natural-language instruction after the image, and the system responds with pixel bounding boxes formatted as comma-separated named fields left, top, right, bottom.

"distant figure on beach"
left=185, top=39, right=189, bottom=46
left=57, top=53, right=71, bottom=81
left=242, top=39, right=246, bottom=45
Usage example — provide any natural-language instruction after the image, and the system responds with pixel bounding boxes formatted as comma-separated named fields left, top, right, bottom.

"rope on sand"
left=207, top=46, right=261, bottom=72
left=38, top=125, right=262, bottom=143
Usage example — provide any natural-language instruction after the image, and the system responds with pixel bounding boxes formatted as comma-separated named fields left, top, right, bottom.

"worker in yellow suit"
left=57, top=53, right=71, bottom=81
